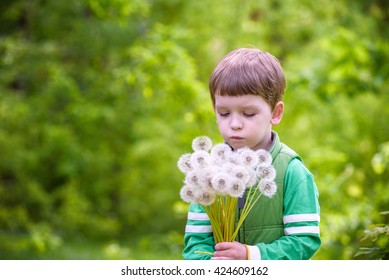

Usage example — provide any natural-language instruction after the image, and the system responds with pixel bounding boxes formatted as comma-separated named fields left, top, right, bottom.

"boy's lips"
left=230, top=136, right=244, bottom=140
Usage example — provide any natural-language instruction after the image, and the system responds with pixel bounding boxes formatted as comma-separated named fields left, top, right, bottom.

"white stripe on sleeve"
left=283, top=213, right=320, bottom=224
left=187, top=212, right=210, bottom=220
left=284, top=226, right=320, bottom=235
left=185, top=225, right=213, bottom=233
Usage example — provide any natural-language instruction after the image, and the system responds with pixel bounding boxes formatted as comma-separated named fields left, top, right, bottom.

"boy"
left=182, top=48, right=321, bottom=260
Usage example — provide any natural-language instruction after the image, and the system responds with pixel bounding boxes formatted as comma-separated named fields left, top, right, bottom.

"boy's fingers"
left=214, top=242, right=232, bottom=251
left=213, top=249, right=234, bottom=259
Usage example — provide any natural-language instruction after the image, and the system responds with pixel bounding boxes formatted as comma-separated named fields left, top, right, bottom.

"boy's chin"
left=229, top=143, right=249, bottom=150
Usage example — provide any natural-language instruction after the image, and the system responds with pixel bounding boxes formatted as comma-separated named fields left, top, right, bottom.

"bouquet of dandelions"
left=178, top=136, right=277, bottom=248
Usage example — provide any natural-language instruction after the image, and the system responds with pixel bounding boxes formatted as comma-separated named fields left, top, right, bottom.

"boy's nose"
left=230, top=115, right=243, bottom=130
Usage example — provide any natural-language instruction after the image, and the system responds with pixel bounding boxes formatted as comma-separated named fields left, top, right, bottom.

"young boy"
left=182, top=48, right=321, bottom=260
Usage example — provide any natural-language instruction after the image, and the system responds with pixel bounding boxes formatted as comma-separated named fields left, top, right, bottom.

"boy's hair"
left=209, top=48, right=286, bottom=110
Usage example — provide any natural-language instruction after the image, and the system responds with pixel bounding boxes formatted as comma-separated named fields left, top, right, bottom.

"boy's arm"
left=246, top=159, right=321, bottom=260
left=182, top=203, right=216, bottom=260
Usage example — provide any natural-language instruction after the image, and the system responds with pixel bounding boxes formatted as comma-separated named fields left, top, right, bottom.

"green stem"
left=230, top=188, right=263, bottom=241
left=195, top=251, right=214, bottom=256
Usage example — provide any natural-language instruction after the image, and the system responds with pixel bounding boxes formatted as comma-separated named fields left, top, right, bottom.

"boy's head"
left=209, top=48, right=286, bottom=110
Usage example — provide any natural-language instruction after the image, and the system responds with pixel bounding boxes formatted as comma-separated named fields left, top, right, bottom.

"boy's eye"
left=243, top=113, right=256, bottom=117
left=218, top=112, right=230, bottom=117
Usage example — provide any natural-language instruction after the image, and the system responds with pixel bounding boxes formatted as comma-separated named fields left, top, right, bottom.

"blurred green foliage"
left=0, top=0, right=388, bottom=259
left=354, top=211, right=389, bottom=260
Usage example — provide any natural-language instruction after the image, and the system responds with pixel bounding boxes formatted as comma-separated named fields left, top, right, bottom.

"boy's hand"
left=211, top=242, right=247, bottom=260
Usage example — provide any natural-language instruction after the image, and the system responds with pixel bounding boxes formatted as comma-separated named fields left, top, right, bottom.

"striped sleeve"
left=182, top=203, right=215, bottom=260
left=185, top=211, right=213, bottom=233
left=282, top=159, right=321, bottom=239
left=283, top=213, right=320, bottom=235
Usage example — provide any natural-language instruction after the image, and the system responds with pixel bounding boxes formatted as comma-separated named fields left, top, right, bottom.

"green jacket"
left=182, top=132, right=321, bottom=260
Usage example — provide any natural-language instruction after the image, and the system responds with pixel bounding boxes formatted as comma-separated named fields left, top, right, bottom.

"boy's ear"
left=270, top=101, right=284, bottom=125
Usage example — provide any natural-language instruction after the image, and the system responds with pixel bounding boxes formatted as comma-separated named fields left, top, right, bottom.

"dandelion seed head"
left=211, top=172, right=231, bottom=195
left=230, top=165, right=250, bottom=184
left=177, top=153, right=193, bottom=174
left=185, top=170, right=201, bottom=187
left=238, top=148, right=259, bottom=167
left=220, top=162, right=235, bottom=173
left=194, top=188, right=216, bottom=206
left=256, top=149, right=272, bottom=166
left=257, top=165, right=276, bottom=181
left=180, top=185, right=196, bottom=203
left=258, top=179, right=278, bottom=198
left=198, top=167, right=218, bottom=190
left=192, top=136, right=213, bottom=152
left=228, top=152, right=240, bottom=165
left=190, top=150, right=210, bottom=169
left=210, top=143, right=232, bottom=165
left=228, top=178, right=246, bottom=198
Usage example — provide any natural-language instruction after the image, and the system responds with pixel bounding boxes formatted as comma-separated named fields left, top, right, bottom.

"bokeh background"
left=0, top=0, right=388, bottom=260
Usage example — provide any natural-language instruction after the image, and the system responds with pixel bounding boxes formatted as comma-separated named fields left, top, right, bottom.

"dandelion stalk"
left=231, top=187, right=263, bottom=241
left=195, top=251, right=214, bottom=256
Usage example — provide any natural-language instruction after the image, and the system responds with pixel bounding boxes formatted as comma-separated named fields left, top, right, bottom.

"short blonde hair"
left=209, top=48, right=286, bottom=110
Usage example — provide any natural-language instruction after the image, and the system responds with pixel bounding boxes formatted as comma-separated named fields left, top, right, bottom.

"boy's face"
left=214, top=94, right=283, bottom=151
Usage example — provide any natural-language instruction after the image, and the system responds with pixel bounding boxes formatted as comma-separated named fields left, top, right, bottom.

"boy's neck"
left=251, top=131, right=275, bottom=151
left=265, top=131, right=276, bottom=151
